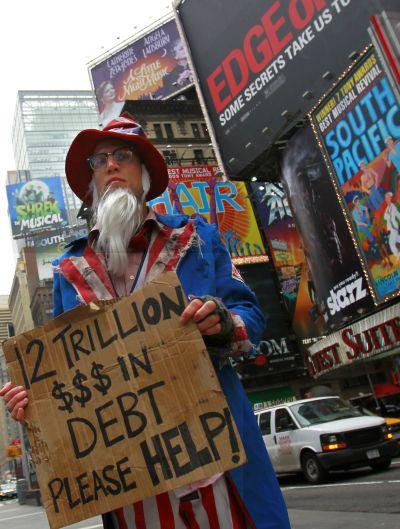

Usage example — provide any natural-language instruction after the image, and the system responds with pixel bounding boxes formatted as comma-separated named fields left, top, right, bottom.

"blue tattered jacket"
left=52, top=212, right=290, bottom=529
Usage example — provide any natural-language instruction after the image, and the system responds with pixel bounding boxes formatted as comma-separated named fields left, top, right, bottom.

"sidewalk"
left=288, top=509, right=400, bottom=529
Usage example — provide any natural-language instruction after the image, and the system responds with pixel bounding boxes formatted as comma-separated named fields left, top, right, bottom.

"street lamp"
left=179, top=144, right=193, bottom=163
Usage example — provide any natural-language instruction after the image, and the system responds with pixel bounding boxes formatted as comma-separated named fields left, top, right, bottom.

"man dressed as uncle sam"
left=0, top=115, right=290, bottom=529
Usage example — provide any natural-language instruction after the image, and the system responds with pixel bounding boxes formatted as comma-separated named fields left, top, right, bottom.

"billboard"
left=238, top=262, right=303, bottom=372
left=310, top=49, right=400, bottom=302
left=250, top=181, right=327, bottom=340
left=281, top=125, right=374, bottom=330
left=89, top=19, right=194, bottom=125
left=7, top=177, right=68, bottom=239
left=30, top=227, right=88, bottom=280
left=149, top=165, right=268, bottom=264
left=175, top=0, right=400, bottom=177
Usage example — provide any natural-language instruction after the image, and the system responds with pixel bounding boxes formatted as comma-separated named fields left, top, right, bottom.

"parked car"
left=255, top=396, right=399, bottom=484
left=0, top=482, right=17, bottom=500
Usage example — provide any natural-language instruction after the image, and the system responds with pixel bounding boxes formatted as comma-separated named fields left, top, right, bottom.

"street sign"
left=3, top=272, right=245, bottom=529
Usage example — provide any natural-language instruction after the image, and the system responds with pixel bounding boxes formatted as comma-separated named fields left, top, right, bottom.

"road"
left=281, top=456, right=400, bottom=528
left=1, top=459, right=400, bottom=529
left=0, top=502, right=102, bottom=529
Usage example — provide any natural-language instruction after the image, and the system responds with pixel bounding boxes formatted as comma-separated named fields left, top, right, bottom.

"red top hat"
left=65, top=115, right=169, bottom=205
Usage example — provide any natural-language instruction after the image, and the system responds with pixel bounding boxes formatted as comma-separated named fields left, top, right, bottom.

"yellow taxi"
left=385, top=416, right=400, bottom=443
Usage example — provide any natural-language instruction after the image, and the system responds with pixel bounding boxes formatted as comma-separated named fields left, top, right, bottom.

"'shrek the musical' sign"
left=3, top=272, right=245, bottom=529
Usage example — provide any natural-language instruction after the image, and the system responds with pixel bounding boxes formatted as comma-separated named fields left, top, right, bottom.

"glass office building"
left=11, top=91, right=99, bottom=224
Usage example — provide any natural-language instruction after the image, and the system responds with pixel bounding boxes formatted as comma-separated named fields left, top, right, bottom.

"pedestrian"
left=0, top=115, right=290, bottom=529
left=383, top=191, right=400, bottom=261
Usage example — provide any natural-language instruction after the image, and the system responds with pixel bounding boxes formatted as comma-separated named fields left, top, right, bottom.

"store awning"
left=374, top=383, right=400, bottom=398
left=247, top=386, right=295, bottom=409
left=307, top=301, right=400, bottom=378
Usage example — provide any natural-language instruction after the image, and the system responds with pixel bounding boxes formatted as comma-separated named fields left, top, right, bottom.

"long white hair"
left=89, top=165, right=151, bottom=277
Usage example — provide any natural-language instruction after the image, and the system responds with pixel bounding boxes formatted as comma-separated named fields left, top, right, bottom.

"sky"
left=0, top=0, right=172, bottom=295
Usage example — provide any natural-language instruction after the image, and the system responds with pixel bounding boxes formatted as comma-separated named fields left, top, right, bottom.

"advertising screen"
left=90, top=19, right=193, bottom=125
left=175, top=0, right=400, bottom=177
left=281, top=125, right=374, bottom=329
left=311, top=49, right=400, bottom=301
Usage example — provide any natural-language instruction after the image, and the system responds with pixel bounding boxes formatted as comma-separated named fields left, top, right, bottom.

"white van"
left=255, top=396, right=398, bottom=483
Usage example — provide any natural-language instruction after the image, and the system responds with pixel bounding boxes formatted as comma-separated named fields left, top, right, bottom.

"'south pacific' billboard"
left=311, top=49, right=400, bottom=302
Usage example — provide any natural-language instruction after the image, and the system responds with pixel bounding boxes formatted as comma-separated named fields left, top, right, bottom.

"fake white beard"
left=92, top=166, right=151, bottom=277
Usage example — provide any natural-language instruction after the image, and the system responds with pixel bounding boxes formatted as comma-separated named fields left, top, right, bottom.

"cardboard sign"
left=3, top=272, right=245, bottom=529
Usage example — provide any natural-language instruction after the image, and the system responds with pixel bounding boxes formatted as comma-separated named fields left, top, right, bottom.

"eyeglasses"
left=87, top=147, right=136, bottom=171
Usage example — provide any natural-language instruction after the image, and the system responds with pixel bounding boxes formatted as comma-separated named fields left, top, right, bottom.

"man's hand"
left=180, top=298, right=221, bottom=336
left=0, top=382, right=28, bottom=423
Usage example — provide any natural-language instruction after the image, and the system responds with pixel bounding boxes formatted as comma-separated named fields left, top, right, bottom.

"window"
left=7, top=323, right=15, bottom=337
left=177, top=120, right=186, bottom=135
left=193, top=149, right=205, bottom=164
left=153, top=124, right=163, bottom=139
left=191, top=123, right=200, bottom=138
left=275, top=409, right=296, bottom=432
left=291, top=398, right=362, bottom=427
left=164, top=123, right=174, bottom=139
left=162, top=149, right=178, bottom=165
left=201, top=123, right=208, bottom=136
left=259, top=412, right=271, bottom=435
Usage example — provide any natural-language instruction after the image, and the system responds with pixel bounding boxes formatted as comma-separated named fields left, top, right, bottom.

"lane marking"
left=78, top=524, right=102, bottom=529
left=282, top=479, right=400, bottom=491
left=0, top=512, right=42, bottom=522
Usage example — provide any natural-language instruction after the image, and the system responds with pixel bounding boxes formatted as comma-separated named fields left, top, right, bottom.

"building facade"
left=30, top=280, right=53, bottom=328
left=124, top=97, right=216, bottom=166
left=0, top=295, right=19, bottom=478
left=11, top=90, right=99, bottom=224
left=7, top=91, right=101, bottom=333
left=8, top=252, right=36, bottom=336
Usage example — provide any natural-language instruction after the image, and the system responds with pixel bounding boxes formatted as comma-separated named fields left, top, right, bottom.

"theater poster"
left=89, top=19, right=193, bottom=125
left=250, top=182, right=327, bottom=341
left=30, top=227, right=88, bottom=281
left=311, top=49, right=400, bottom=302
left=149, top=165, right=267, bottom=265
left=6, top=177, right=68, bottom=239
